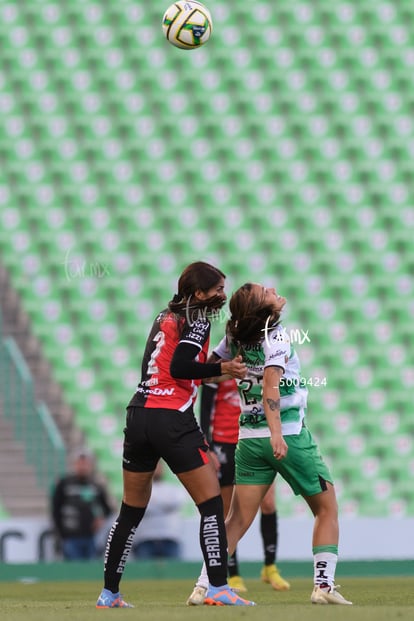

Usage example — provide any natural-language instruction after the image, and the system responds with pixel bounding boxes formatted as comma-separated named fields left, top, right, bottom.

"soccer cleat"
left=261, top=564, right=291, bottom=591
left=204, top=585, right=256, bottom=606
left=186, top=585, right=207, bottom=606
left=228, top=575, right=248, bottom=592
left=96, top=588, right=134, bottom=608
left=311, top=584, right=352, bottom=605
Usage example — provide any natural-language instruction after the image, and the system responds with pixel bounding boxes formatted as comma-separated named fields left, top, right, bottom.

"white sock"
left=196, top=562, right=209, bottom=589
left=314, top=552, right=337, bottom=587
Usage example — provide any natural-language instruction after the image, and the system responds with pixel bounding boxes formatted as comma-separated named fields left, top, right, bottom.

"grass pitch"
left=2, top=577, right=414, bottom=621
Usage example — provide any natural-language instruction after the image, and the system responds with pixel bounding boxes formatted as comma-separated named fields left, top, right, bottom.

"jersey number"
left=238, top=376, right=263, bottom=405
left=147, top=331, right=165, bottom=375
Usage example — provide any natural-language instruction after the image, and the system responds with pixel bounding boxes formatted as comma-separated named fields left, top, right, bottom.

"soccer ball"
left=162, top=1, right=213, bottom=50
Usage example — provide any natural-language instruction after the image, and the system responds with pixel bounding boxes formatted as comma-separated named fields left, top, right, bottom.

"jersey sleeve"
left=263, top=327, right=291, bottom=372
left=212, top=335, right=232, bottom=360
left=180, top=318, right=211, bottom=350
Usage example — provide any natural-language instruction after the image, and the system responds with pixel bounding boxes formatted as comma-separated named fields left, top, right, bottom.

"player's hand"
left=270, top=434, right=288, bottom=460
left=221, top=355, right=247, bottom=379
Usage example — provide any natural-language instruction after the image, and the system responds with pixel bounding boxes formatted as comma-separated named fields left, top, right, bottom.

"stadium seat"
left=0, top=0, right=412, bottom=516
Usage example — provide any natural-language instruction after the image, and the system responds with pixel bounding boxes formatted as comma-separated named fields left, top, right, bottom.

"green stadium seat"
left=0, top=0, right=412, bottom=516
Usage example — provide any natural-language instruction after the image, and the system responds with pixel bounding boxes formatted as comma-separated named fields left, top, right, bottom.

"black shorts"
left=123, top=405, right=209, bottom=474
left=210, top=441, right=236, bottom=487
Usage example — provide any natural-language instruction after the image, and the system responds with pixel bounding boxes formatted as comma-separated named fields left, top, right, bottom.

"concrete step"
left=0, top=263, right=78, bottom=454
left=3, top=498, right=49, bottom=516
left=0, top=262, right=104, bottom=516
left=0, top=264, right=76, bottom=490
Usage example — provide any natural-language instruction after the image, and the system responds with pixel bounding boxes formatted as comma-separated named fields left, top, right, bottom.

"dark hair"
left=168, top=261, right=226, bottom=314
left=227, top=283, right=281, bottom=346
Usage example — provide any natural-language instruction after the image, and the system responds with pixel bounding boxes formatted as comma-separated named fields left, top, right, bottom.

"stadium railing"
left=0, top=336, right=66, bottom=490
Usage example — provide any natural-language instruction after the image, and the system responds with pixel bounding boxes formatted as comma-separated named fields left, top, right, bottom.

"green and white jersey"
left=213, top=324, right=307, bottom=439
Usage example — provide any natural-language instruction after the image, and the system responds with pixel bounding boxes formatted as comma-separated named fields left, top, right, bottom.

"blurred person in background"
left=200, top=378, right=290, bottom=592
left=96, top=460, right=187, bottom=559
left=51, top=449, right=112, bottom=560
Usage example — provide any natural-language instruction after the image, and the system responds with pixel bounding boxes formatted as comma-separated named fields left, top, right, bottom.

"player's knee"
left=197, top=495, right=223, bottom=517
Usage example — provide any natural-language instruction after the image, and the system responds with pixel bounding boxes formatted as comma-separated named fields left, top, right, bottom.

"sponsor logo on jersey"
left=268, top=349, right=287, bottom=359
left=186, top=331, right=204, bottom=343
left=185, top=318, right=209, bottom=344
left=136, top=386, right=175, bottom=396
left=271, top=330, right=288, bottom=342
left=241, top=343, right=262, bottom=351
left=243, top=352, right=265, bottom=366
left=141, top=377, right=159, bottom=387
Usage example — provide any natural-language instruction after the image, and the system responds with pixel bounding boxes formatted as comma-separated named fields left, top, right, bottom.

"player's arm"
left=170, top=342, right=221, bottom=379
left=170, top=345, right=246, bottom=380
left=202, top=352, right=231, bottom=384
left=263, top=365, right=288, bottom=460
left=202, top=343, right=245, bottom=383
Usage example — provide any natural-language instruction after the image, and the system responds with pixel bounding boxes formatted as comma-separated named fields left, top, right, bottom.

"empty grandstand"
left=0, top=0, right=413, bottom=531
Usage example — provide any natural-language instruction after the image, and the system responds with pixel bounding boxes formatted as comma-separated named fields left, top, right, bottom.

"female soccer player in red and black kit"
left=96, top=262, right=255, bottom=608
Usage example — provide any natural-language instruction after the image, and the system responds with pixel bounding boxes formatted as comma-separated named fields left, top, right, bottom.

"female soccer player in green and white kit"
left=187, top=282, right=352, bottom=606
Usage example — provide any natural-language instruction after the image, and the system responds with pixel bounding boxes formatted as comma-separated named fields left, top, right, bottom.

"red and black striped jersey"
left=210, top=378, right=241, bottom=444
left=129, top=310, right=211, bottom=411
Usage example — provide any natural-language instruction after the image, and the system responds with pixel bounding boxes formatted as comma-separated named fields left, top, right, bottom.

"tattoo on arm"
left=266, top=398, right=280, bottom=412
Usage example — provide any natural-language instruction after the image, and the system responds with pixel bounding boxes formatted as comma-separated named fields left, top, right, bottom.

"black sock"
left=227, top=549, right=239, bottom=577
left=197, top=495, right=228, bottom=587
left=261, top=511, right=278, bottom=566
left=103, top=502, right=146, bottom=593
